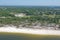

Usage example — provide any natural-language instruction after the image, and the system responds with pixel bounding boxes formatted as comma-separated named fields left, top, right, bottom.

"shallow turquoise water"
left=0, top=33, right=60, bottom=40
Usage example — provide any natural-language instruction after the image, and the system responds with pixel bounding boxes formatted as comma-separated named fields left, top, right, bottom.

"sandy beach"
left=0, top=27, right=60, bottom=35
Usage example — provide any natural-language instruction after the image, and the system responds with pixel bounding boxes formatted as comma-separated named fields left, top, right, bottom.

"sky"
left=0, top=0, right=60, bottom=6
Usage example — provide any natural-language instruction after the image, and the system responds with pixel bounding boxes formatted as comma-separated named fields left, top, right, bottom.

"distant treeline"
left=0, top=6, right=60, bottom=26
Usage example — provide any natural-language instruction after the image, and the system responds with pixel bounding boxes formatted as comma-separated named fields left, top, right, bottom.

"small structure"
left=14, top=13, right=26, bottom=17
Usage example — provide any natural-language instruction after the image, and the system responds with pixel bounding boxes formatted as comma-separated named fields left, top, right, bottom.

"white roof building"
left=14, top=13, right=26, bottom=17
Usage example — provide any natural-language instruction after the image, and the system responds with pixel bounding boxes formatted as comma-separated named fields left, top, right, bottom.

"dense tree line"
left=0, top=6, right=60, bottom=26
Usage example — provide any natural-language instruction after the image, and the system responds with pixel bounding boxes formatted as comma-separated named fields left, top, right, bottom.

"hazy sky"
left=0, top=0, right=60, bottom=6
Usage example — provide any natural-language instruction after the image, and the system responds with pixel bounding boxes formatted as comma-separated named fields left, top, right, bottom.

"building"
left=14, top=13, right=26, bottom=17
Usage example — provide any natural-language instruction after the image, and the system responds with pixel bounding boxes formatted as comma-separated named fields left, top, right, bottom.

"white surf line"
left=0, top=27, right=60, bottom=35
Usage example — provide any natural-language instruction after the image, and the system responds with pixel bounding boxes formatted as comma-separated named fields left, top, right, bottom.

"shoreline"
left=0, top=27, right=60, bottom=36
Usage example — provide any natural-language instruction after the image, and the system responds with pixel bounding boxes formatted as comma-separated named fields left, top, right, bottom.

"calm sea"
left=0, top=32, right=60, bottom=40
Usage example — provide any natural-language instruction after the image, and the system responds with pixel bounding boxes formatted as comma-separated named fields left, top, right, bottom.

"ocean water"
left=0, top=32, right=60, bottom=40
